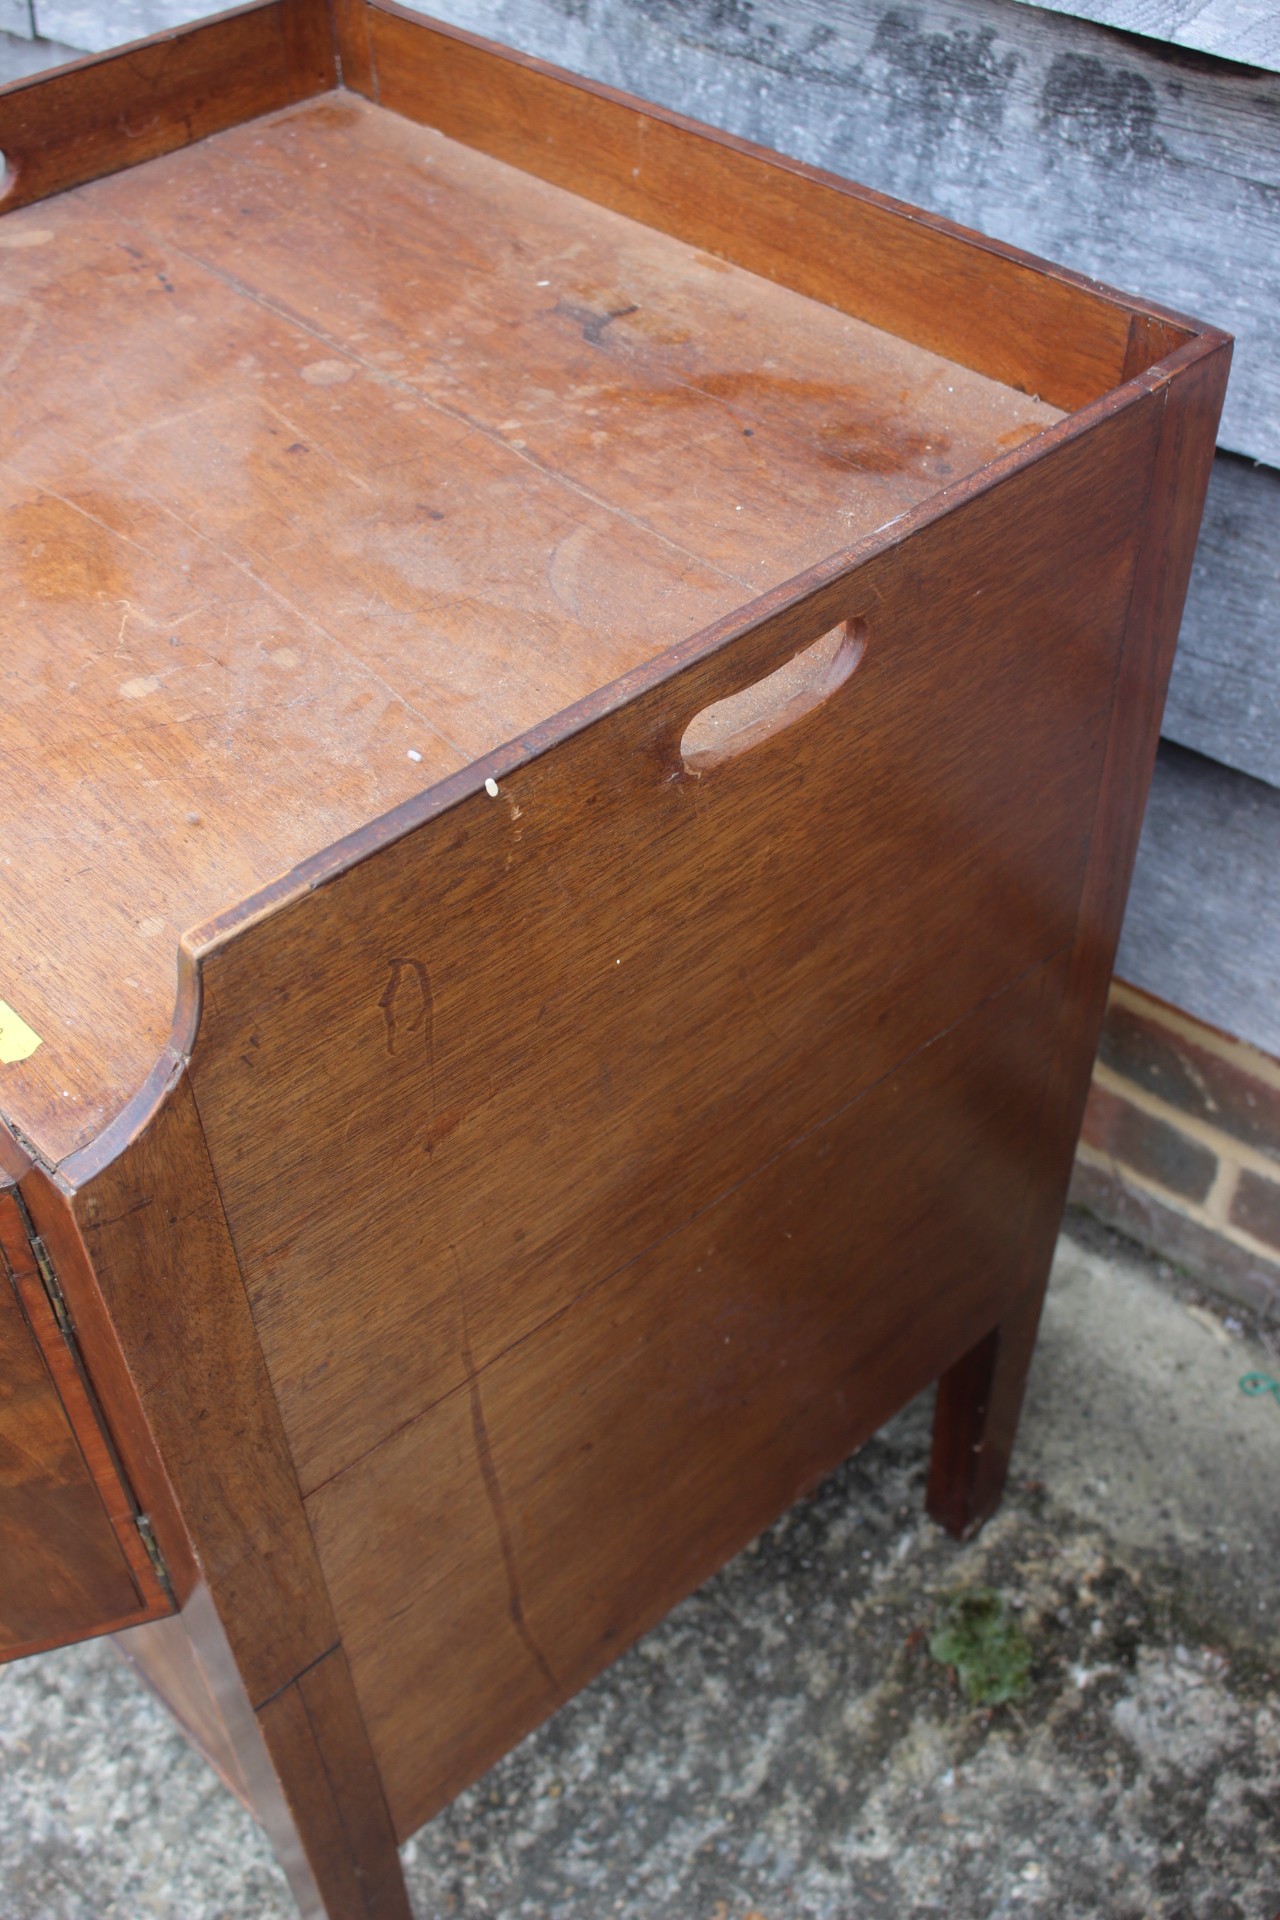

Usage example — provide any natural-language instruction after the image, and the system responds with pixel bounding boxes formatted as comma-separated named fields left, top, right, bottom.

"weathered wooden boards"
left=1118, top=741, right=1280, bottom=1056
left=1166, top=453, right=1280, bottom=788
left=24, top=2, right=208, bottom=48
left=43, top=0, right=1277, bottom=77
left=1011, top=0, right=1280, bottom=72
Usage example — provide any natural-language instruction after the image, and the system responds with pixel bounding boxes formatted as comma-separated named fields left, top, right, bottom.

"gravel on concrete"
left=1, top=1215, right=1278, bottom=1919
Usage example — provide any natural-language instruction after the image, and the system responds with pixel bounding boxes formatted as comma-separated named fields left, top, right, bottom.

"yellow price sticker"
left=0, top=1000, right=42, bottom=1064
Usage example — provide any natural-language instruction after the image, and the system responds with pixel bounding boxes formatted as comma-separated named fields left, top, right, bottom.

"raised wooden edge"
left=356, top=0, right=1208, bottom=408
left=1038, top=334, right=1236, bottom=1152
left=0, top=0, right=334, bottom=212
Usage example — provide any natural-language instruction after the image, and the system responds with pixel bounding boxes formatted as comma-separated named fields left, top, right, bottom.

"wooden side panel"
left=187, top=386, right=1161, bottom=1502
left=925, top=335, right=1231, bottom=1536
left=0, top=0, right=335, bottom=212
left=180, top=383, right=1173, bottom=1834
left=361, top=3, right=1179, bottom=410
left=0, top=1185, right=152, bottom=1659
left=310, top=952, right=1069, bottom=1835
left=1013, top=340, right=1234, bottom=1312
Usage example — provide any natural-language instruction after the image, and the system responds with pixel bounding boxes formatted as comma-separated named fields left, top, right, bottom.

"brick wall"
left=1071, top=982, right=1280, bottom=1320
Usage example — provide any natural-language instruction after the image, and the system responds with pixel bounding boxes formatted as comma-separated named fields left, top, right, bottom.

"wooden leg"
left=121, top=1586, right=412, bottom=1920
left=926, top=1279, right=1048, bottom=1540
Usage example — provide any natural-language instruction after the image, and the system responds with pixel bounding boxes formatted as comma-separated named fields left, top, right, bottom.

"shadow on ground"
left=2, top=1216, right=1278, bottom=1918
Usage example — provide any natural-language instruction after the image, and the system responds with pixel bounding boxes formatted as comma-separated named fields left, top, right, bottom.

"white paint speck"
left=301, top=359, right=353, bottom=387
left=485, top=777, right=499, bottom=798
left=407, top=749, right=422, bottom=763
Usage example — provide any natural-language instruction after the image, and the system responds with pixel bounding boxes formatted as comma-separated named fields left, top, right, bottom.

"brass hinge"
left=29, top=1231, right=71, bottom=1337
left=135, top=1514, right=175, bottom=1603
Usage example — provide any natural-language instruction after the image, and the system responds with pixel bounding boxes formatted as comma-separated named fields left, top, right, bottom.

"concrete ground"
left=1, top=1213, right=1277, bottom=1919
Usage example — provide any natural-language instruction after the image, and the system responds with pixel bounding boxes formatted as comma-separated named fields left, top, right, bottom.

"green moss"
left=929, top=1588, right=1032, bottom=1705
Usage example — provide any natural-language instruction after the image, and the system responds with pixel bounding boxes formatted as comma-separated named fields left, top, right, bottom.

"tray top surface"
left=0, top=90, right=1061, bottom=1161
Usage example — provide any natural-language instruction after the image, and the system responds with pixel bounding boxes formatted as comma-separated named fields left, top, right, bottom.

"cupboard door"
left=0, top=1184, right=167, bottom=1661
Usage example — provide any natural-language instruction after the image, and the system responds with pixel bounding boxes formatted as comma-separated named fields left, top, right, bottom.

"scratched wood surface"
left=404, top=0, right=1277, bottom=466
left=311, top=953, right=1070, bottom=1833
left=363, top=3, right=1183, bottom=412
left=0, top=87, right=1063, bottom=1166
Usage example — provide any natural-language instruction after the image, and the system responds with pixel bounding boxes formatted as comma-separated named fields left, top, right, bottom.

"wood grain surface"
left=175, top=374, right=1178, bottom=1827
left=956, top=337, right=1233, bottom=1527
left=0, top=15, right=1228, bottom=1905
left=68, top=1071, right=344, bottom=1707
left=0, top=88, right=1067, bottom=1165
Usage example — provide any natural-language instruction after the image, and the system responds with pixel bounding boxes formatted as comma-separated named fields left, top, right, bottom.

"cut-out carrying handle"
left=680, top=619, right=867, bottom=774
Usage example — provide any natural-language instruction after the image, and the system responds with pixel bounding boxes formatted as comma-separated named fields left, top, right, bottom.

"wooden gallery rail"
left=0, top=3, right=1228, bottom=1913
